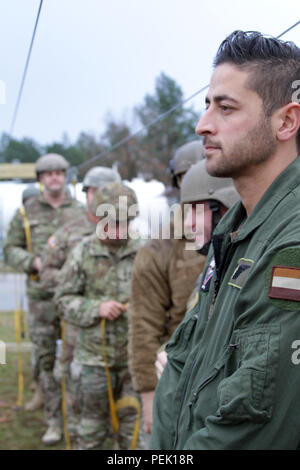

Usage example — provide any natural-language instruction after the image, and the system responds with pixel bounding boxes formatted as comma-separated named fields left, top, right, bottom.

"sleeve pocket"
left=217, top=325, right=280, bottom=423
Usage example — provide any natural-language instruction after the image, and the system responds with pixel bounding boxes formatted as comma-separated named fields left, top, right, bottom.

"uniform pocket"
left=166, top=310, right=199, bottom=366
left=217, top=324, right=280, bottom=423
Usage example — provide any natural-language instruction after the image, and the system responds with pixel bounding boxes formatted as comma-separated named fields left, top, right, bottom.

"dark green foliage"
left=1, top=73, right=200, bottom=183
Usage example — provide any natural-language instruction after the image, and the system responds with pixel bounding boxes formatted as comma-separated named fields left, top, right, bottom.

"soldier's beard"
left=205, top=113, right=277, bottom=178
left=43, top=184, right=65, bottom=198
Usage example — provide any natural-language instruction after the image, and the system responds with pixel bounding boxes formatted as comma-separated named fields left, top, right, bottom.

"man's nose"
left=195, top=109, right=216, bottom=136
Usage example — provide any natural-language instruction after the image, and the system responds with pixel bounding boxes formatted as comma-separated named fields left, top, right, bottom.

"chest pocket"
left=217, top=324, right=280, bottom=423
left=29, top=218, right=52, bottom=242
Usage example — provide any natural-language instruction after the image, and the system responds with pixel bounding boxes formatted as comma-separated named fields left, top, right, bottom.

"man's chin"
left=205, top=158, right=220, bottom=177
left=45, top=186, right=65, bottom=195
left=206, top=158, right=233, bottom=178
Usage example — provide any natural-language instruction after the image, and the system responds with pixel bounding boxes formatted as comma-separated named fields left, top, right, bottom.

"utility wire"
left=277, top=20, right=300, bottom=39
left=77, top=84, right=209, bottom=174
left=9, top=0, right=43, bottom=136
left=78, top=19, right=300, bottom=175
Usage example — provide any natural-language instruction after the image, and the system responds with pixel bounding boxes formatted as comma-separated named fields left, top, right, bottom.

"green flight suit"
left=150, top=156, right=300, bottom=450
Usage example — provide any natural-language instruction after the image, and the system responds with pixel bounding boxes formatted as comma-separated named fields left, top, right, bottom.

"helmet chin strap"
left=197, top=200, right=222, bottom=255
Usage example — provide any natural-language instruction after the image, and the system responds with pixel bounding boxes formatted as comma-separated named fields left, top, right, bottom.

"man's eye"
left=220, top=105, right=232, bottom=112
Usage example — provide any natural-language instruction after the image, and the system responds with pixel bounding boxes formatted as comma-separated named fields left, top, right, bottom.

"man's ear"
left=275, top=102, right=300, bottom=143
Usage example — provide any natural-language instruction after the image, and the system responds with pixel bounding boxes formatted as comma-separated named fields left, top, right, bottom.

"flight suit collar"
left=214, top=155, right=300, bottom=243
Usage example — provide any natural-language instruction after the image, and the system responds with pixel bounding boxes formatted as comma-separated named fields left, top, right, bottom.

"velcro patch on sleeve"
left=269, top=266, right=300, bottom=302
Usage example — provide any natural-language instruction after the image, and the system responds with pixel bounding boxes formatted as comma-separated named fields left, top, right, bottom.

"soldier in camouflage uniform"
left=39, top=166, right=121, bottom=446
left=20, top=184, right=44, bottom=410
left=54, top=182, right=143, bottom=450
left=3, top=154, right=84, bottom=445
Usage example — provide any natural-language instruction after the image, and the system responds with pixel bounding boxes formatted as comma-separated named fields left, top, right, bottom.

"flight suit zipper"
left=187, top=343, right=238, bottom=430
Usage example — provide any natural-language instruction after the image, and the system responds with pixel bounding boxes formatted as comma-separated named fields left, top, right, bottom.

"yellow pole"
left=14, top=273, right=24, bottom=408
left=61, top=320, right=71, bottom=450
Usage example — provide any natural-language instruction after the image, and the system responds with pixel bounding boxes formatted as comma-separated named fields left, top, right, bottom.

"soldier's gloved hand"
left=155, top=350, right=168, bottom=380
left=98, top=301, right=127, bottom=321
left=33, top=257, right=42, bottom=272
left=141, top=390, right=154, bottom=434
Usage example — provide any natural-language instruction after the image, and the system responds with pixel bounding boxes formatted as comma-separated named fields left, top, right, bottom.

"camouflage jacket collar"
left=38, top=191, right=75, bottom=207
left=88, top=233, right=140, bottom=259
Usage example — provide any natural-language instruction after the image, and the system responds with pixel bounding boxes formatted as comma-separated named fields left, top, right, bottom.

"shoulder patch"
left=269, top=266, right=300, bottom=302
left=265, top=247, right=300, bottom=310
left=228, top=258, right=254, bottom=289
left=48, top=235, right=57, bottom=248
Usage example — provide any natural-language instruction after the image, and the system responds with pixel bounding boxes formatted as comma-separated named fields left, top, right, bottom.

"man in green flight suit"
left=150, top=30, right=300, bottom=450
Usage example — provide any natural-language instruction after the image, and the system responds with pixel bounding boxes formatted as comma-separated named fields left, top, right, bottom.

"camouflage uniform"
left=55, top=233, right=142, bottom=450
left=40, top=212, right=95, bottom=441
left=3, top=192, right=84, bottom=428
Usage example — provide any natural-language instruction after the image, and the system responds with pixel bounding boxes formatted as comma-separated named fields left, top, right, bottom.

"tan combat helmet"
left=169, top=140, right=205, bottom=188
left=90, top=181, right=138, bottom=221
left=35, top=153, right=69, bottom=179
left=181, top=160, right=240, bottom=253
left=82, top=166, right=121, bottom=192
left=181, top=160, right=239, bottom=208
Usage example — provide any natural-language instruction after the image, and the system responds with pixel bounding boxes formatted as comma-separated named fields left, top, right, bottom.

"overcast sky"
left=0, top=0, right=299, bottom=146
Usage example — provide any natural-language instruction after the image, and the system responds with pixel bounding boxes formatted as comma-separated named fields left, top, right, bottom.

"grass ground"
left=0, top=310, right=65, bottom=450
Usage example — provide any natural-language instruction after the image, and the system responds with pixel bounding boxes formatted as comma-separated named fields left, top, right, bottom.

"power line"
left=277, top=20, right=300, bottom=39
left=78, top=19, right=300, bottom=174
left=77, top=84, right=209, bottom=174
left=9, top=0, right=44, bottom=137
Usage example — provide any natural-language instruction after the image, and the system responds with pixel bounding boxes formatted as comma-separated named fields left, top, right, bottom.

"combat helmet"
left=181, top=160, right=239, bottom=208
left=82, top=166, right=121, bottom=192
left=35, top=153, right=69, bottom=178
left=181, top=160, right=240, bottom=253
left=90, top=181, right=138, bottom=221
left=169, top=140, right=205, bottom=188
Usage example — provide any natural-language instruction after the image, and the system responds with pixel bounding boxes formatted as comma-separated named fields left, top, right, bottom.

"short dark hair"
left=214, top=31, right=300, bottom=152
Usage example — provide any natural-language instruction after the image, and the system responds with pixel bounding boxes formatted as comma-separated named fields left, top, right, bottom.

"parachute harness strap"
left=100, top=317, right=141, bottom=450
left=14, top=273, right=24, bottom=408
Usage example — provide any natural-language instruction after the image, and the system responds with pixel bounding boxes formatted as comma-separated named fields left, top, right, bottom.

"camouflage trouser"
left=60, top=323, right=82, bottom=441
left=78, top=364, right=143, bottom=450
left=27, top=298, right=62, bottom=427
